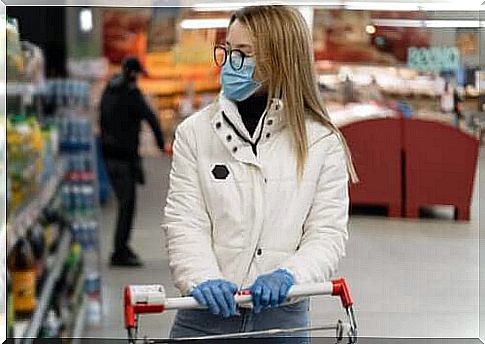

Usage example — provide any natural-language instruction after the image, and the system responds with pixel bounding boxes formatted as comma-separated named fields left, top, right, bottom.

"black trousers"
left=105, top=158, right=138, bottom=256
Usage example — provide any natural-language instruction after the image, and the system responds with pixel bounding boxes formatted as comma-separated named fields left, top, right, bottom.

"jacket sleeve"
left=162, top=122, right=224, bottom=295
left=280, top=134, right=349, bottom=284
left=132, top=89, right=165, bottom=150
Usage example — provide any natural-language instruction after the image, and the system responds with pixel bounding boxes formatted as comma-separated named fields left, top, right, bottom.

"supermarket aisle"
left=86, top=150, right=482, bottom=339
left=86, top=155, right=176, bottom=339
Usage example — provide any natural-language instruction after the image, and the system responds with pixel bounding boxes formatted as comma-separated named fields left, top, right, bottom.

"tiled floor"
left=84, top=149, right=482, bottom=340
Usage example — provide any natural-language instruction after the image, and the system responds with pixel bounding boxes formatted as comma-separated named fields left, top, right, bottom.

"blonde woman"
left=163, top=5, right=357, bottom=341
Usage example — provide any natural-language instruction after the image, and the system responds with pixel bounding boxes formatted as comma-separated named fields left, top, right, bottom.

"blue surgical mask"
left=221, top=57, right=262, bottom=102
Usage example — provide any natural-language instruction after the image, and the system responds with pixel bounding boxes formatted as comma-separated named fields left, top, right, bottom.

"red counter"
left=340, top=118, right=479, bottom=221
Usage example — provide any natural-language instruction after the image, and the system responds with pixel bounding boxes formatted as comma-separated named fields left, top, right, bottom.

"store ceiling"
left=183, top=0, right=484, bottom=11
left=2, top=0, right=484, bottom=10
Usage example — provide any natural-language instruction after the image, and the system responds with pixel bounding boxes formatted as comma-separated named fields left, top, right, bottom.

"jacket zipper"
left=220, top=107, right=271, bottom=288
left=221, top=111, right=268, bottom=157
left=241, top=155, right=267, bottom=288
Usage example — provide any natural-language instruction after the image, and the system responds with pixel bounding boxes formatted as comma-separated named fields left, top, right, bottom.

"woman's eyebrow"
left=226, top=42, right=253, bottom=50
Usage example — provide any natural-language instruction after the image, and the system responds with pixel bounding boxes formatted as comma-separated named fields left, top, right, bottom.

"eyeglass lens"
left=214, top=46, right=245, bottom=70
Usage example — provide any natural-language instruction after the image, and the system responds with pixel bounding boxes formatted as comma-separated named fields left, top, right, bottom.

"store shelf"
left=6, top=83, right=39, bottom=97
left=7, top=160, right=65, bottom=254
left=71, top=296, right=86, bottom=343
left=21, top=229, right=71, bottom=342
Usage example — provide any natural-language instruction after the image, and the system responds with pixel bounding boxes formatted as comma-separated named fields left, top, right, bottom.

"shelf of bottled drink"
left=15, top=230, right=72, bottom=342
left=53, top=79, right=103, bottom=334
left=6, top=82, right=39, bottom=97
left=7, top=78, right=101, bottom=341
left=7, top=159, right=65, bottom=255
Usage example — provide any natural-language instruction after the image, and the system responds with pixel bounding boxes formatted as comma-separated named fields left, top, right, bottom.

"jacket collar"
left=209, top=94, right=285, bottom=167
left=216, top=93, right=286, bottom=144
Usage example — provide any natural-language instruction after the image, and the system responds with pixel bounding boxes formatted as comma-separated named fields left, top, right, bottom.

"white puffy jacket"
left=162, top=94, right=349, bottom=296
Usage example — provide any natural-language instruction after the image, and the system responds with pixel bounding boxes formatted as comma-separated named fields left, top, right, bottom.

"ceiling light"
left=345, top=1, right=481, bottom=12
left=372, top=19, right=484, bottom=28
left=180, top=18, right=230, bottom=29
left=192, top=2, right=255, bottom=11
left=79, top=8, right=93, bottom=33
left=192, top=1, right=343, bottom=11
left=346, top=2, right=420, bottom=11
left=365, top=24, right=376, bottom=34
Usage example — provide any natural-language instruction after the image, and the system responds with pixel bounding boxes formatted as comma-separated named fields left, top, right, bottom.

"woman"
left=163, top=5, right=357, bottom=341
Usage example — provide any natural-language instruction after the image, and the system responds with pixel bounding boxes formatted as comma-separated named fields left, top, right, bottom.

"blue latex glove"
left=191, top=279, right=238, bottom=318
left=250, top=269, right=294, bottom=314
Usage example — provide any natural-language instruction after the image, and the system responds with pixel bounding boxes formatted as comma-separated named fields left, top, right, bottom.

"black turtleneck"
left=236, top=94, right=268, bottom=137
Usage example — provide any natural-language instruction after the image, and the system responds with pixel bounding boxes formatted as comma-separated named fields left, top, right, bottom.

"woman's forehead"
left=226, top=20, right=253, bottom=48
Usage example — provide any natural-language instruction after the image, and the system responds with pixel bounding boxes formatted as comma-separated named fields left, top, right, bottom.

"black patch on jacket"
left=212, top=165, right=230, bottom=180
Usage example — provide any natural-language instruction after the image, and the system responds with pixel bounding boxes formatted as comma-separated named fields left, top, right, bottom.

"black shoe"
left=110, top=254, right=144, bottom=267
left=126, top=247, right=140, bottom=260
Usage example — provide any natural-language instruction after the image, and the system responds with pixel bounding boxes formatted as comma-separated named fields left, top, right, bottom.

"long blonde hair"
left=229, top=6, right=358, bottom=183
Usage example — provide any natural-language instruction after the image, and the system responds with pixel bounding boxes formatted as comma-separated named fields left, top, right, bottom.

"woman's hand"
left=249, top=269, right=294, bottom=313
left=191, top=279, right=238, bottom=318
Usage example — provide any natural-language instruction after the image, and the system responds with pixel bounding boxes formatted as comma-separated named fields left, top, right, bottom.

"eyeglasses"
left=213, top=45, right=253, bottom=71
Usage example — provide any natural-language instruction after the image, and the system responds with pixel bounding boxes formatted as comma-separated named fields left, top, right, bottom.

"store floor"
left=85, top=150, right=482, bottom=340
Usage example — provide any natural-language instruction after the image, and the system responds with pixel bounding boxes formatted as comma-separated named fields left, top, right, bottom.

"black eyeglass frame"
left=213, top=44, right=253, bottom=71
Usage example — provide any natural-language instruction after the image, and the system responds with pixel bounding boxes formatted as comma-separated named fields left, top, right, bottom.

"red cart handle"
left=332, top=278, right=354, bottom=308
left=124, top=285, right=166, bottom=331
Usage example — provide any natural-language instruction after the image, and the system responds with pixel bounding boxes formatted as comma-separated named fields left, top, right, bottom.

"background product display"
left=4, top=16, right=102, bottom=341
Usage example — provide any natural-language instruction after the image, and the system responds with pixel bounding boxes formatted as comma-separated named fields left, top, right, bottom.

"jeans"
left=105, top=158, right=137, bottom=255
left=170, top=300, right=310, bottom=344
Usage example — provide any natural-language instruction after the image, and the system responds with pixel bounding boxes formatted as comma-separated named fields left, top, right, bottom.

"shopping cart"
left=124, top=278, right=357, bottom=344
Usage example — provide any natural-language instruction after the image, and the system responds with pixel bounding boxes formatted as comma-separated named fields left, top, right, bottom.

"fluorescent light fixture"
left=372, top=19, right=484, bottom=28
left=180, top=18, right=230, bottom=29
left=192, top=2, right=256, bottom=11
left=193, top=1, right=343, bottom=11
left=79, top=8, right=93, bottom=32
left=346, top=1, right=419, bottom=11
left=346, top=1, right=481, bottom=12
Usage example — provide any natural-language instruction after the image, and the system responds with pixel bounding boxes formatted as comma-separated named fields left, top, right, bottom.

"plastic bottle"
left=8, top=238, right=37, bottom=319
left=29, top=224, right=46, bottom=288
left=61, top=185, right=72, bottom=215
left=86, top=296, right=101, bottom=327
left=80, top=119, right=91, bottom=150
left=82, top=185, right=95, bottom=217
left=83, top=240, right=100, bottom=297
left=65, top=244, right=82, bottom=294
left=71, top=222, right=82, bottom=245
left=88, top=221, right=98, bottom=249
left=59, top=117, right=69, bottom=148
left=7, top=273, right=15, bottom=338
left=72, top=184, right=83, bottom=218
left=83, top=153, right=93, bottom=180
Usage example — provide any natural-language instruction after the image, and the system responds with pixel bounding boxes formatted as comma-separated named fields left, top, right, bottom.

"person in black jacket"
left=100, top=57, right=169, bottom=267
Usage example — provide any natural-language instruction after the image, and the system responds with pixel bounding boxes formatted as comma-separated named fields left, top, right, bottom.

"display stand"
left=51, top=78, right=103, bottom=333
left=6, top=78, right=102, bottom=342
